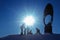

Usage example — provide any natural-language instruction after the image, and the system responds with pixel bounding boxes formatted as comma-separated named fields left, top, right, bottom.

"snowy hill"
left=0, top=34, right=60, bottom=40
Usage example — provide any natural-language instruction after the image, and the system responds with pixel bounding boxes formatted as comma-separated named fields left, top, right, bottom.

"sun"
left=23, top=16, right=35, bottom=26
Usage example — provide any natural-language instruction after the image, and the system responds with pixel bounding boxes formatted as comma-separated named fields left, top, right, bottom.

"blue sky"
left=0, top=0, right=60, bottom=37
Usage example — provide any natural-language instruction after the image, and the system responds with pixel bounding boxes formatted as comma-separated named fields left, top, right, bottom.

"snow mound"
left=0, top=34, right=60, bottom=40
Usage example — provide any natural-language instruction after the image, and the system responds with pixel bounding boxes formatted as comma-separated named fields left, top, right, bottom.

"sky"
left=0, top=0, right=60, bottom=37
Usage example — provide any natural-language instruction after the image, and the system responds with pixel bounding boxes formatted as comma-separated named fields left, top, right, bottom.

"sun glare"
left=23, top=16, right=35, bottom=26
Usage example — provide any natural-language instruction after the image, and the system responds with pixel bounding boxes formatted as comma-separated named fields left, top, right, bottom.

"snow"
left=0, top=34, right=60, bottom=40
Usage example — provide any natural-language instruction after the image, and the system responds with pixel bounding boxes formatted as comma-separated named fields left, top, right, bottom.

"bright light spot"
left=23, top=16, right=35, bottom=26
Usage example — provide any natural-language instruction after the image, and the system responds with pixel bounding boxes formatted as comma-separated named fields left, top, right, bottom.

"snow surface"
left=0, top=34, right=60, bottom=40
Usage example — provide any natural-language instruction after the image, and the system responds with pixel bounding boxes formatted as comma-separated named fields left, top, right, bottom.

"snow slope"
left=0, top=34, right=60, bottom=40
